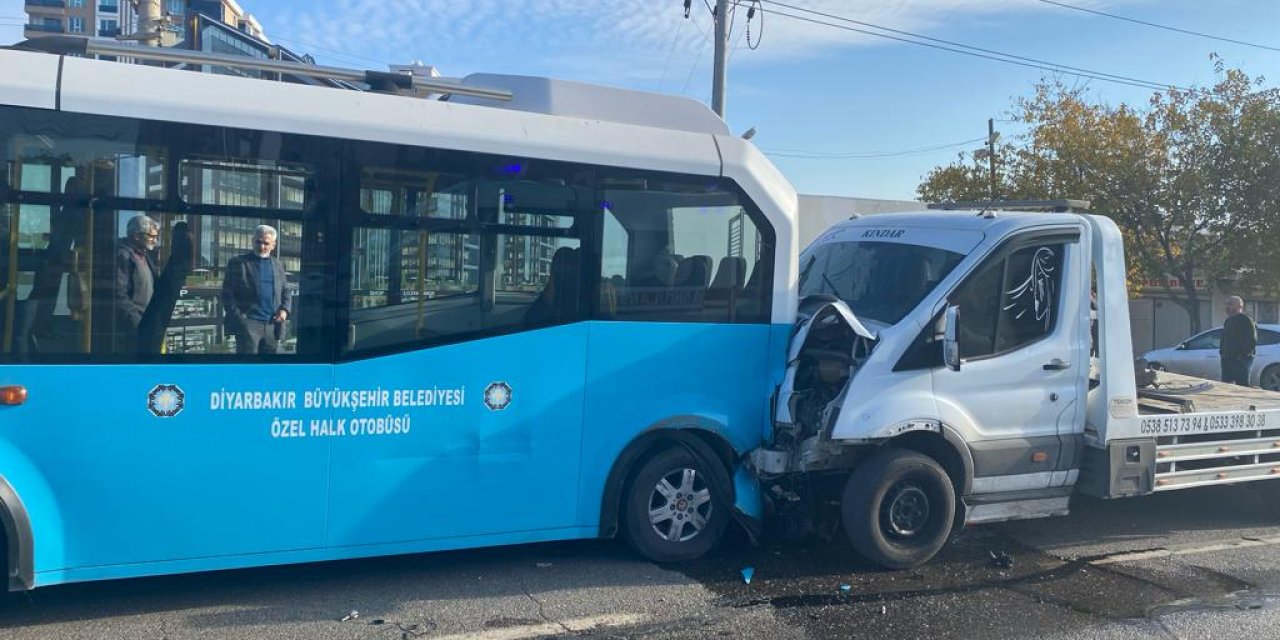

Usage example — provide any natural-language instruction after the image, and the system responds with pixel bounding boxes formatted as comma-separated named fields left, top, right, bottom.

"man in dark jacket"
left=221, top=225, right=291, bottom=354
left=1220, top=295, right=1257, bottom=387
left=112, top=214, right=160, bottom=353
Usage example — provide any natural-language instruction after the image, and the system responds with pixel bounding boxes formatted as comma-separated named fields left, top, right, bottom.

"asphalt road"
left=4, top=484, right=1280, bottom=640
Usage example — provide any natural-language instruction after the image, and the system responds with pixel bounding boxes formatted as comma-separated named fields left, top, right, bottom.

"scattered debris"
left=839, top=584, right=851, bottom=592
left=742, top=567, right=755, bottom=585
left=879, top=605, right=887, bottom=615
left=340, top=610, right=360, bottom=622
left=370, top=619, right=385, bottom=625
left=989, top=550, right=1015, bottom=570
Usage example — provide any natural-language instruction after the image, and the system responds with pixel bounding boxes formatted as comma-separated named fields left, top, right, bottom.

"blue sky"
left=3, top=1, right=1279, bottom=201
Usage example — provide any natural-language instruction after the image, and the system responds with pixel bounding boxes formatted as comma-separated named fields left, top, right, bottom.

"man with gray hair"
left=221, top=224, right=291, bottom=354
left=1220, top=295, right=1257, bottom=387
left=112, top=214, right=160, bottom=351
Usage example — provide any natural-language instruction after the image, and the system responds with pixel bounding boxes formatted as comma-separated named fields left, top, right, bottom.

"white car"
left=1142, top=324, right=1280, bottom=390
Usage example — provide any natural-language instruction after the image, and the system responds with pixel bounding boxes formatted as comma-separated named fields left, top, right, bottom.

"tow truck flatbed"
left=1128, top=373, right=1280, bottom=491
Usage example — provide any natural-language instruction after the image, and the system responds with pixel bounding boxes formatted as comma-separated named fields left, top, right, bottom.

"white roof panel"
left=450, top=74, right=730, bottom=136
left=0, top=49, right=59, bottom=110
left=52, top=53, right=723, bottom=178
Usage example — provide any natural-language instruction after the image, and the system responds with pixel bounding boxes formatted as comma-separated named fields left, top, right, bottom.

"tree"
left=919, top=65, right=1280, bottom=333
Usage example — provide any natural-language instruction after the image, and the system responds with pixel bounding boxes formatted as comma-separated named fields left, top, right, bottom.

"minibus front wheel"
left=842, top=447, right=956, bottom=569
left=623, top=447, right=729, bottom=563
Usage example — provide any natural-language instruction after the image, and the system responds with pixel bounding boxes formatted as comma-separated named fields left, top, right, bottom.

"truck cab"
left=753, top=202, right=1280, bottom=568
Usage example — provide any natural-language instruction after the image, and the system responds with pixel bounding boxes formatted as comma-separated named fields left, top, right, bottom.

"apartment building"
left=23, top=0, right=263, bottom=44
left=23, top=0, right=119, bottom=40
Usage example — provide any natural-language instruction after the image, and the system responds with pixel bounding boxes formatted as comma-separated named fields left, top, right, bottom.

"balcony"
left=24, top=22, right=64, bottom=34
left=24, top=0, right=63, bottom=13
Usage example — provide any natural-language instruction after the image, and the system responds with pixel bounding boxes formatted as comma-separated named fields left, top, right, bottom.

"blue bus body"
left=0, top=48, right=798, bottom=589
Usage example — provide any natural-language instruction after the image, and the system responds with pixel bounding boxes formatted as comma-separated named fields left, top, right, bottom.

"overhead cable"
left=762, top=1, right=1187, bottom=92
left=1037, top=0, right=1280, bottom=53
left=764, top=137, right=987, bottom=159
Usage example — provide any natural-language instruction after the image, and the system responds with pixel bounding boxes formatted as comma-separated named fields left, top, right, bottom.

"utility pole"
left=986, top=118, right=999, bottom=200
left=711, top=0, right=730, bottom=118
left=126, top=0, right=163, bottom=46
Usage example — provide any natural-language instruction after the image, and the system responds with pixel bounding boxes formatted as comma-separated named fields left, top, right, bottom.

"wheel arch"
left=884, top=426, right=974, bottom=499
left=0, top=476, right=34, bottom=591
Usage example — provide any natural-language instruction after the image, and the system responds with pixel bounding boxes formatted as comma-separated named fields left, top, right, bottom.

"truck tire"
left=623, top=448, right=728, bottom=563
left=842, top=448, right=955, bottom=569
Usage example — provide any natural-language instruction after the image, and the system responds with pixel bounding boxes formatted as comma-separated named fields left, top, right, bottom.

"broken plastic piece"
left=839, top=584, right=851, bottom=592
left=741, top=567, right=754, bottom=584
left=340, top=610, right=360, bottom=622
left=989, top=550, right=1014, bottom=569
left=536, top=562, right=553, bottom=568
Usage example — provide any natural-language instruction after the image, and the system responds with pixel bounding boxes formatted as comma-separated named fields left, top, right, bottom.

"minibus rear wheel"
left=623, top=447, right=728, bottom=563
left=842, top=447, right=955, bottom=569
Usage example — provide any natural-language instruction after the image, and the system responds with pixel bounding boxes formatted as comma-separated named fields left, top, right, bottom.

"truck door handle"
left=1043, top=359, right=1071, bottom=371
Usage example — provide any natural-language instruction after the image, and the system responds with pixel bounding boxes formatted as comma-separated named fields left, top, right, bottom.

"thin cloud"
left=258, top=0, right=1139, bottom=84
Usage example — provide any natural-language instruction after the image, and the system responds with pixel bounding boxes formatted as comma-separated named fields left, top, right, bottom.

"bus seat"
left=524, top=246, right=580, bottom=324
left=707, top=256, right=746, bottom=300
left=742, top=258, right=763, bottom=294
left=675, top=255, right=712, bottom=289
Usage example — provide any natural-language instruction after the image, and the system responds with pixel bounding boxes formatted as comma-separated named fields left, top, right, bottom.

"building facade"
left=23, top=0, right=264, bottom=45
left=1129, top=277, right=1280, bottom=354
left=23, top=0, right=120, bottom=40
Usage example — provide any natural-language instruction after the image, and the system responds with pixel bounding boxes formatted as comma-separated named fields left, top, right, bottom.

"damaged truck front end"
left=755, top=296, right=877, bottom=476
left=746, top=220, right=987, bottom=569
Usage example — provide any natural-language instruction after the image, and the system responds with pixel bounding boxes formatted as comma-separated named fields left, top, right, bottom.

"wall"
left=796, top=194, right=921, bottom=250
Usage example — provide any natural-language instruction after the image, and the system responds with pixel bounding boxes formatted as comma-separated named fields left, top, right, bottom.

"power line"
left=656, top=12, right=686, bottom=92
left=764, top=137, right=986, bottom=159
left=1037, top=0, right=1280, bottom=53
left=269, top=35, right=391, bottom=68
left=762, top=1, right=1186, bottom=92
left=764, top=1, right=1181, bottom=91
left=681, top=9, right=713, bottom=94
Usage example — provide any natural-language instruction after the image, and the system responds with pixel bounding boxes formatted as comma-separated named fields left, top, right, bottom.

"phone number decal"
left=1139, top=412, right=1268, bottom=435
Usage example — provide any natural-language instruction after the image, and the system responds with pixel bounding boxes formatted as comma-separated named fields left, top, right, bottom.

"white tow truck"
left=751, top=200, right=1280, bottom=568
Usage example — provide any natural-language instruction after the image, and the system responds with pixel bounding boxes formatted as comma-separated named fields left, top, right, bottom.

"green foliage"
left=918, top=62, right=1280, bottom=331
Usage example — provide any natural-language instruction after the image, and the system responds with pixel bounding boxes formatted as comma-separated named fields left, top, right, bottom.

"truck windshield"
left=799, top=240, right=965, bottom=325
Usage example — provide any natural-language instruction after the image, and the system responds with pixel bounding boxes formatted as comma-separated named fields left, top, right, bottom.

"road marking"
left=1090, top=535, right=1280, bottom=565
left=430, top=613, right=646, bottom=640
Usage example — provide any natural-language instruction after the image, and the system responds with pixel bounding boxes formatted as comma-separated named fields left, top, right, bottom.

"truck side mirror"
left=943, top=305, right=961, bottom=371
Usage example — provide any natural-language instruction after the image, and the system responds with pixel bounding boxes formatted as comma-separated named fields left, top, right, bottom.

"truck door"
left=934, top=228, right=1087, bottom=493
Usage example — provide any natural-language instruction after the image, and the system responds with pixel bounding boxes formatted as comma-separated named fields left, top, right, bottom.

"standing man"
left=1220, top=295, right=1257, bottom=387
left=221, top=225, right=291, bottom=354
left=113, top=214, right=160, bottom=353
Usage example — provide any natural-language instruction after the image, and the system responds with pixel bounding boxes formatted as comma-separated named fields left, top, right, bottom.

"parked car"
left=1142, top=324, right=1280, bottom=390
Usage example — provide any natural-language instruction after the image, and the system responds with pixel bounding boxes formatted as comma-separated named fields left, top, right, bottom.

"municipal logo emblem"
left=148, top=384, right=185, bottom=418
left=484, top=382, right=513, bottom=411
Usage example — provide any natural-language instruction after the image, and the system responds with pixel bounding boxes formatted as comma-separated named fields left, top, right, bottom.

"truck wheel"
left=842, top=448, right=955, bottom=569
left=623, top=448, right=728, bottom=563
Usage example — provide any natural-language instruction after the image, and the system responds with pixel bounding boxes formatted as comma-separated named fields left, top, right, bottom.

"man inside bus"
left=112, top=214, right=160, bottom=353
left=221, top=225, right=291, bottom=355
